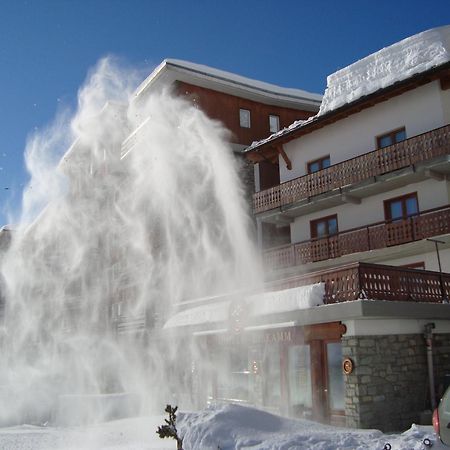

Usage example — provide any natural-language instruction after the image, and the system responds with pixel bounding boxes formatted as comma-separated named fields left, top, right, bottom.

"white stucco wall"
left=344, top=318, right=450, bottom=336
left=280, top=81, right=446, bottom=183
left=290, top=179, right=450, bottom=243
left=440, top=85, right=450, bottom=124
left=382, top=248, right=450, bottom=274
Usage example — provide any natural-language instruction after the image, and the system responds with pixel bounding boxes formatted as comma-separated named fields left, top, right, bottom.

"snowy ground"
left=0, top=404, right=445, bottom=450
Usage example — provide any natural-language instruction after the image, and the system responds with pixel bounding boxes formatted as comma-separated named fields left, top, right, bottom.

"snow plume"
left=0, top=57, right=261, bottom=427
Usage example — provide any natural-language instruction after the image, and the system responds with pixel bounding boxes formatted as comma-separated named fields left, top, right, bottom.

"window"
left=239, top=108, right=251, bottom=128
left=261, top=222, right=290, bottom=249
left=307, top=155, right=330, bottom=174
left=269, top=114, right=280, bottom=133
left=326, top=342, right=345, bottom=411
left=384, top=193, right=418, bottom=222
left=377, top=127, right=406, bottom=149
left=310, top=214, right=338, bottom=239
left=288, top=345, right=312, bottom=411
left=263, top=343, right=281, bottom=407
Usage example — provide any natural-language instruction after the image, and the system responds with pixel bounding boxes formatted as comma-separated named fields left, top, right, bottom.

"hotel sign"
left=264, top=330, right=293, bottom=344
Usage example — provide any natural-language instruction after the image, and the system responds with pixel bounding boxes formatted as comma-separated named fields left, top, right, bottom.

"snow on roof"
left=247, top=283, right=324, bottom=316
left=319, top=25, right=450, bottom=115
left=135, top=58, right=322, bottom=108
left=246, top=117, right=312, bottom=152
left=246, top=25, right=450, bottom=153
left=163, top=301, right=230, bottom=329
left=163, top=283, right=324, bottom=329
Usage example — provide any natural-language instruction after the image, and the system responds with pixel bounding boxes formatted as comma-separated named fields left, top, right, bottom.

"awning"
left=163, top=283, right=324, bottom=330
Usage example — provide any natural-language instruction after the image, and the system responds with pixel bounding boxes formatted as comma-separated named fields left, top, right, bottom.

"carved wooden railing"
left=254, top=124, right=450, bottom=213
left=267, top=262, right=450, bottom=304
left=264, top=204, right=450, bottom=270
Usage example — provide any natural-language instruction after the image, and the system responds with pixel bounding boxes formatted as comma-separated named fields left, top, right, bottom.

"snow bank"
left=0, top=416, right=174, bottom=450
left=178, top=403, right=443, bottom=450
left=0, top=406, right=444, bottom=449
left=319, top=25, right=450, bottom=115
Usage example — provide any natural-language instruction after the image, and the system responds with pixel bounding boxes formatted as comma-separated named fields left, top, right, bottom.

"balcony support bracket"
left=341, top=194, right=361, bottom=204
left=275, top=145, right=292, bottom=170
left=424, top=169, right=448, bottom=181
left=273, top=214, right=294, bottom=225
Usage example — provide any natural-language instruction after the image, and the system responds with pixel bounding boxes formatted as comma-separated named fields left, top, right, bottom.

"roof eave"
left=246, top=61, right=450, bottom=156
left=134, top=59, right=322, bottom=111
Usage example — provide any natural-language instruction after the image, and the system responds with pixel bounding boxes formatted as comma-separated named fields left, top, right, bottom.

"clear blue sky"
left=0, top=0, right=449, bottom=225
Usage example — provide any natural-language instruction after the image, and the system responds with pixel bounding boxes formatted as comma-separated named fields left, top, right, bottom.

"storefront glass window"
left=215, top=344, right=250, bottom=402
left=263, top=343, right=281, bottom=406
left=229, top=349, right=250, bottom=401
left=288, top=344, right=312, bottom=411
left=327, top=342, right=345, bottom=411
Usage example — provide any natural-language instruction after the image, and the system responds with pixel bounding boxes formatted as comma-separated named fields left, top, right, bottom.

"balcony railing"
left=267, top=262, right=450, bottom=304
left=254, top=124, right=450, bottom=214
left=264, top=204, right=450, bottom=270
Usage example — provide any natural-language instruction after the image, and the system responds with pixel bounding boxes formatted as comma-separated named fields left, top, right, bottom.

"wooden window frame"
left=269, top=114, right=280, bottom=133
left=239, top=108, right=251, bottom=128
left=310, top=214, right=338, bottom=239
left=383, top=192, right=419, bottom=222
left=376, top=126, right=406, bottom=149
left=307, top=155, right=331, bottom=174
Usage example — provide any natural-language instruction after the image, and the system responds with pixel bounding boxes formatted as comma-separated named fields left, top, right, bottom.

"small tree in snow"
left=156, top=404, right=183, bottom=450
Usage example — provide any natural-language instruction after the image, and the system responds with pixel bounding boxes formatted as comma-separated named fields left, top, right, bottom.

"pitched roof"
left=134, top=59, right=322, bottom=111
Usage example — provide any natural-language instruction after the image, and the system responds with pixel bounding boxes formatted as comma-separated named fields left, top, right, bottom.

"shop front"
left=200, top=321, right=346, bottom=425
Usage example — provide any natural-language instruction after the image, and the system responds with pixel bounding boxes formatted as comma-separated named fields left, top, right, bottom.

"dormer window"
left=269, top=115, right=280, bottom=133
left=239, top=109, right=251, bottom=128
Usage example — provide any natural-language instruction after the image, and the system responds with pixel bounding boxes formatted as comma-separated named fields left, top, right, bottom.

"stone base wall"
left=342, top=333, right=450, bottom=431
left=434, top=333, right=450, bottom=398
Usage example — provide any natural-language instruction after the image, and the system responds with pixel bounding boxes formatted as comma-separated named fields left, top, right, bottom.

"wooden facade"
left=175, top=81, right=314, bottom=146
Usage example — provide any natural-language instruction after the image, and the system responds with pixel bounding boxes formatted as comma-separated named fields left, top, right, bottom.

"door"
left=304, top=339, right=345, bottom=424
left=287, top=344, right=313, bottom=418
left=324, top=341, right=346, bottom=425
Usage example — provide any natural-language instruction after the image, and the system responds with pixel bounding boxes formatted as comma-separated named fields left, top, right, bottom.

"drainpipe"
left=427, top=238, right=447, bottom=302
left=424, top=322, right=436, bottom=410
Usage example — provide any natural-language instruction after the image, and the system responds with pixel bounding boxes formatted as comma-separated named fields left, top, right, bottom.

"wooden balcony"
left=264, top=204, right=450, bottom=269
left=254, top=124, right=450, bottom=214
left=268, top=262, right=450, bottom=304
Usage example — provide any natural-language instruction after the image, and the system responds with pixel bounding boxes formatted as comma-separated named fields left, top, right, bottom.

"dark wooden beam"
left=276, top=144, right=292, bottom=170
